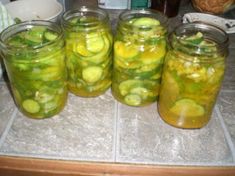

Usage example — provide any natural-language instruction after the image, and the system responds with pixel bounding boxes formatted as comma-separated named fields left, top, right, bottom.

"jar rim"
left=61, top=6, right=109, bottom=30
left=168, top=22, right=229, bottom=59
left=0, top=20, right=63, bottom=51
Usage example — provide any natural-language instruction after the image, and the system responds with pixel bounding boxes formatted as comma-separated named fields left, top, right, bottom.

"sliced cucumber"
left=114, top=41, right=139, bottom=60
left=140, top=48, right=165, bottom=65
left=25, top=26, right=46, bottom=44
left=119, top=80, right=142, bottom=96
left=75, top=41, right=93, bottom=57
left=82, top=66, right=103, bottom=83
left=184, top=32, right=203, bottom=45
left=86, top=33, right=104, bottom=53
left=170, top=98, right=204, bottom=117
left=44, top=31, right=58, bottom=41
left=85, top=35, right=111, bottom=64
left=43, top=101, right=58, bottom=113
left=124, top=94, right=142, bottom=106
left=199, top=40, right=217, bottom=53
left=130, top=87, right=149, bottom=100
left=75, top=35, right=110, bottom=64
left=24, top=33, right=42, bottom=44
left=132, top=17, right=160, bottom=27
left=35, top=91, right=54, bottom=103
left=22, top=99, right=40, bottom=114
left=69, top=17, right=79, bottom=24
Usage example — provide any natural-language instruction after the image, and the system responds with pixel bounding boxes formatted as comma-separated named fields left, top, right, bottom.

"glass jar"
left=61, top=7, right=113, bottom=97
left=0, top=21, right=68, bottom=119
left=112, top=9, right=168, bottom=106
left=158, top=23, right=228, bottom=129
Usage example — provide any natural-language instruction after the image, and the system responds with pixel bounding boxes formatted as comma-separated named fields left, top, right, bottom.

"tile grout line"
left=0, top=108, right=18, bottom=149
left=215, top=105, right=235, bottom=161
left=112, top=100, right=117, bottom=161
left=112, top=100, right=120, bottom=162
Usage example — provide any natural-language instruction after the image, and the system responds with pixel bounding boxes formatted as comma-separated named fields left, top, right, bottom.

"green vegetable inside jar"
left=0, top=21, right=68, bottom=119
left=158, top=23, right=228, bottom=129
left=61, top=7, right=113, bottom=97
left=112, top=9, right=168, bottom=106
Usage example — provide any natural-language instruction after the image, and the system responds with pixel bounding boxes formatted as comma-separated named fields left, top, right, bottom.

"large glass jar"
left=158, top=23, right=228, bottom=129
left=112, top=9, right=168, bottom=106
left=61, top=7, right=113, bottom=97
left=0, top=21, right=68, bottom=119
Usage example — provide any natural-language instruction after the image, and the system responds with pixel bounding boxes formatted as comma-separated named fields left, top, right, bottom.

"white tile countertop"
left=0, top=0, right=235, bottom=175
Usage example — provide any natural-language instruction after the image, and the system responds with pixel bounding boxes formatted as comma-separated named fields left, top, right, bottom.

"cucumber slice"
left=114, top=41, right=139, bottom=60
left=75, top=40, right=93, bottom=57
left=170, top=98, right=204, bottom=117
left=44, top=31, right=58, bottom=41
left=86, top=33, right=104, bottom=53
left=87, top=35, right=111, bottom=64
left=119, top=80, right=142, bottom=96
left=82, top=66, right=103, bottom=83
left=35, top=91, right=54, bottom=103
left=22, top=99, right=40, bottom=114
left=141, top=47, right=165, bottom=65
left=132, top=17, right=160, bottom=27
left=75, top=34, right=110, bottom=63
left=124, top=94, right=142, bottom=106
left=25, top=26, right=46, bottom=44
left=69, top=17, right=79, bottom=24
left=184, top=32, right=203, bottom=45
left=130, top=87, right=149, bottom=100
left=199, top=40, right=217, bottom=53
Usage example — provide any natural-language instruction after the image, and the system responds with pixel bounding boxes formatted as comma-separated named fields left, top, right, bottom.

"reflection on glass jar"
left=158, top=23, right=228, bottom=129
left=61, top=7, right=113, bottom=97
left=0, top=21, right=68, bottom=119
left=112, top=9, right=168, bottom=106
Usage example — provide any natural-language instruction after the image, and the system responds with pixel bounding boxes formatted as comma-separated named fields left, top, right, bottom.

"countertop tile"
left=217, top=91, right=235, bottom=148
left=117, top=103, right=233, bottom=165
left=0, top=83, right=15, bottom=138
left=0, top=91, right=116, bottom=161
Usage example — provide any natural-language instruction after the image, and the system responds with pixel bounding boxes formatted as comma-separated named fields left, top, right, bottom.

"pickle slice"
left=130, top=87, right=149, bottom=100
left=114, top=41, right=139, bottom=60
left=124, top=94, right=142, bottom=106
left=25, top=26, right=46, bottom=44
left=44, top=31, right=58, bottom=41
left=170, top=98, right=204, bottom=117
left=86, top=33, right=104, bottom=53
left=75, top=41, right=92, bottom=57
left=132, top=17, right=160, bottom=27
left=180, top=32, right=203, bottom=46
left=119, top=80, right=142, bottom=96
left=82, top=66, right=103, bottom=83
left=22, top=99, right=40, bottom=114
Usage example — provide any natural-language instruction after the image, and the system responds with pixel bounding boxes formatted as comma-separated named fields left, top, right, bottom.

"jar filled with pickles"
left=158, top=23, right=228, bottom=129
left=61, top=7, right=113, bottom=97
left=0, top=21, right=68, bottom=119
left=112, top=9, right=168, bottom=106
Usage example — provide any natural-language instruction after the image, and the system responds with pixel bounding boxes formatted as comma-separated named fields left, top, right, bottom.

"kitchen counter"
left=0, top=0, right=235, bottom=175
